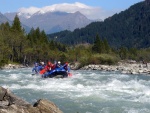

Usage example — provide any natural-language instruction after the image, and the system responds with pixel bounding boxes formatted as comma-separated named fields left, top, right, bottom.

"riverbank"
left=0, top=86, right=63, bottom=113
left=80, top=60, right=150, bottom=75
left=1, top=64, right=27, bottom=69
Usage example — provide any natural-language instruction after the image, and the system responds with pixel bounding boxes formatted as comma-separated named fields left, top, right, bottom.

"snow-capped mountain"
left=4, top=2, right=104, bottom=34
left=5, top=10, right=93, bottom=34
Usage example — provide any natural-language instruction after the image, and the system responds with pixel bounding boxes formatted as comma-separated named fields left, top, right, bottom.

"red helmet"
left=47, top=62, right=52, bottom=66
left=65, top=62, right=68, bottom=65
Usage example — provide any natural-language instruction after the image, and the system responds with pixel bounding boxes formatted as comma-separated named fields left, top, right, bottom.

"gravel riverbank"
left=80, top=61, right=150, bottom=75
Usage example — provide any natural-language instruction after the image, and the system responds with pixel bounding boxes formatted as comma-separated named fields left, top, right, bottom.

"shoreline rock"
left=80, top=61, right=150, bottom=75
left=1, top=64, right=27, bottom=69
left=0, top=86, right=63, bottom=113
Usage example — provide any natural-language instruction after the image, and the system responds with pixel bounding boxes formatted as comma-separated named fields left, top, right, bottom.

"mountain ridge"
left=47, top=0, right=150, bottom=48
left=0, top=12, right=11, bottom=24
left=4, top=11, right=93, bottom=34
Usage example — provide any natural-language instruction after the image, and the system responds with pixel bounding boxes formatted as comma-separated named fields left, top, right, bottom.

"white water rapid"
left=0, top=68, right=150, bottom=113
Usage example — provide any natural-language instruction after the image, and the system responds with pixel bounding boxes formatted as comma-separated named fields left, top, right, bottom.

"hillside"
left=47, top=0, right=150, bottom=48
left=0, top=12, right=11, bottom=24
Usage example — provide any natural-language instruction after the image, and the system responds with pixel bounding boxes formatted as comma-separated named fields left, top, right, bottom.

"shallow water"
left=1, top=68, right=150, bottom=113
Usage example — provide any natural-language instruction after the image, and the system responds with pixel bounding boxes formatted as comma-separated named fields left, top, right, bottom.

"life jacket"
left=51, top=64, right=56, bottom=70
left=63, top=62, right=69, bottom=71
left=44, top=62, right=53, bottom=71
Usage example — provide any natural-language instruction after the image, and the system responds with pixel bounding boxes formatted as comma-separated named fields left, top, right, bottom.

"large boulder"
left=0, top=86, right=63, bottom=113
left=0, top=87, right=7, bottom=101
left=70, top=62, right=81, bottom=70
left=34, top=99, right=63, bottom=113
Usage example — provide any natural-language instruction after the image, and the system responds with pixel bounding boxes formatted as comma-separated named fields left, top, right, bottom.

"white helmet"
left=41, top=62, right=44, bottom=65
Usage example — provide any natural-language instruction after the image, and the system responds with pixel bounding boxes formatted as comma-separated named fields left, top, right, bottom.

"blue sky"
left=0, top=0, right=144, bottom=19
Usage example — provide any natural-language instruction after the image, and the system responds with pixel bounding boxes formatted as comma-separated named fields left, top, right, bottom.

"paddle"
left=31, top=72, right=39, bottom=76
left=39, top=68, right=46, bottom=74
left=31, top=73, right=35, bottom=76
left=68, top=72, right=72, bottom=77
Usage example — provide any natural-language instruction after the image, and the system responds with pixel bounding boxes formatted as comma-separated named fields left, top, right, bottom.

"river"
left=0, top=68, right=150, bottom=113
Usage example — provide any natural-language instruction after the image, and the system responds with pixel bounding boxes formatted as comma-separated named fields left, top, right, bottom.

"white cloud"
left=18, top=2, right=118, bottom=20
left=18, top=7, right=40, bottom=15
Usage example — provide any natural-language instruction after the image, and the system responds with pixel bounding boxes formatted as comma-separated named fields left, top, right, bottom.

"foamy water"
left=0, top=68, right=150, bottom=113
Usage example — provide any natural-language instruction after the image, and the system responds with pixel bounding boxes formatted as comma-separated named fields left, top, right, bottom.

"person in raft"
left=38, top=61, right=45, bottom=71
left=55, top=61, right=62, bottom=68
left=42, top=61, right=55, bottom=78
left=32, top=62, right=39, bottom=74
left=63, top=62, right=70, bottom=72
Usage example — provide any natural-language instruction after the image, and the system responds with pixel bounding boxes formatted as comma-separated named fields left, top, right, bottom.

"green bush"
left=90, top=54, right=119, bottom=65
left=0, top=59, right=8, bottom=67
left=77, top=53, right=119, bottom=67
left=78, top=57, right=90, bottom=68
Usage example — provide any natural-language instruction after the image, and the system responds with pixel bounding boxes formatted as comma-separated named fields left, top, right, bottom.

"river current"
left=0, top=68, right=150, bottom=113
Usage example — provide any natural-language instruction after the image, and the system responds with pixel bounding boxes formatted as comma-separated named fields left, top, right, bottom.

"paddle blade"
left=40, top=69, right=46, bottom=74
left=68, top=72, right=72, bottom=77
left=31, top=73, right=35, bottom=76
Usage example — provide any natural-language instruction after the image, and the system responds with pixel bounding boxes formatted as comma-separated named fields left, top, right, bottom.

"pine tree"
left=103, top=38, right=110, bottom=53
left=40, top=30, right=48, bottom=43
left=92, top=34, right=105, bottom=53
left=10, top=15, right=25, bottom=62
left=92, top=34, right=101, bottom=53
left=119, top=47, right=128, bottom=59
left=11, top=15, right=22, bottom=32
